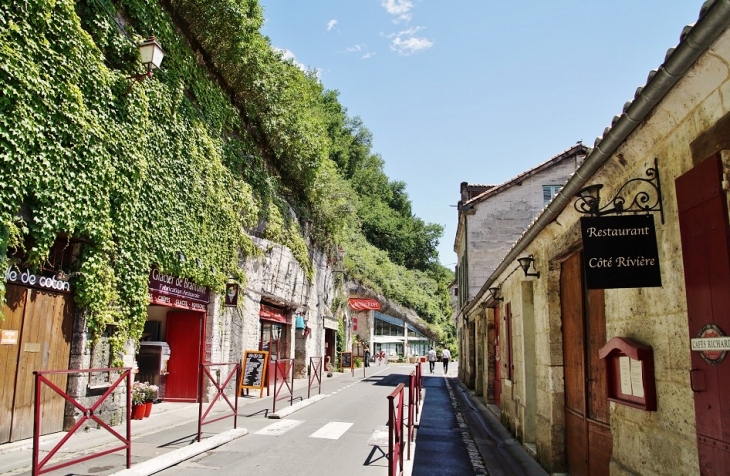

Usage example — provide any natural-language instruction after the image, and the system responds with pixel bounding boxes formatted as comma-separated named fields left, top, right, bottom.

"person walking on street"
left=427, top=347, right=437, bottom=373
left=364, top=344, right=370, bottom=367
left=441, top=347, right=451, bottom=374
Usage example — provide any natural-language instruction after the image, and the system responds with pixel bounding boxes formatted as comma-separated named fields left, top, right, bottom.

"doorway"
left=561, top=252, right=611, bottom=476
left=676, top=155, right=730, bottom=474
left=164, top=311, right=203, bottom=402
left=0, top=284, right=74, bottom=442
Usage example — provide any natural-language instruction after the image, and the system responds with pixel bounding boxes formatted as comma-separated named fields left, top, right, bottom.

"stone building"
left=459, top=1, right=730, bottom=474
left=454, top=144, right=587, bottom=392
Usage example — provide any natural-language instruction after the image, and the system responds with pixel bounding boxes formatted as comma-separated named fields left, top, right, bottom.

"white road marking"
left=255, top=419, right=304, bottom=436
left=309, top=421, right=354, bottom=439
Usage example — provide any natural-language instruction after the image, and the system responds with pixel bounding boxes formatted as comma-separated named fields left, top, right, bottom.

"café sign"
left=580, top=215, right=662, bottom=289
left=148, top=268, right=209, bottom=308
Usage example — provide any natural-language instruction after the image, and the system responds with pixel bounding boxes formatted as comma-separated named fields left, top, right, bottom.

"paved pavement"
left=0, top=363, right=550, bottom=476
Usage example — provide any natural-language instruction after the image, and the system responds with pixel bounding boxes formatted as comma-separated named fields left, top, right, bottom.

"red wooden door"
left=561, top=253, right=611, bottom=476
left=493, top=306, right=501, bottom=407
left=676, top=155, right=730, bottom=475
left=164, top=311, right=203, bottom=402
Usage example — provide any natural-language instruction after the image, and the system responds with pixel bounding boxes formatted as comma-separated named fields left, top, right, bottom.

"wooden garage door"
left=0, top=284, right=74, bottom=443
left=561, top=252, right=611, bottom=476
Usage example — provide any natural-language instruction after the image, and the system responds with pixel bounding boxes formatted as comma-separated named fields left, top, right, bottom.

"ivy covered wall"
left=0, top=0, right=454, bottom=359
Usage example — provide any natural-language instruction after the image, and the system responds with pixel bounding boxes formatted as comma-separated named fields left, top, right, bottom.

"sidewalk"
left=0, top=374, right=337, bottom=476
left=410, top=362, right=548, bottom=476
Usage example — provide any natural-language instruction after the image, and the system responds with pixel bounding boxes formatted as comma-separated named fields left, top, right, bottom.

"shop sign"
left=148, top=268, right=209, bottom=303
left=1, top=329, right=19, bottom=345
left=4, top=266, right=72, bottom=293
left=348, top=298, right=381, bottom=311
left=148, top=291, right=207, bottom=311
left=225, top=283, right=239, bottom=307
left=691, top=324, right=728, bottom=365
left=580, top=215, right=662, bottom=289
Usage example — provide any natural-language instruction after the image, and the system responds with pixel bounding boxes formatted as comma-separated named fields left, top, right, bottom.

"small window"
left=543, top=185, right=562, bottom=206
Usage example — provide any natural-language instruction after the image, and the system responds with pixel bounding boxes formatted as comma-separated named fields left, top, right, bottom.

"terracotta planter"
left=144, top=402, right=153, bottom=418
left=131, top=404, right=145, bottom=420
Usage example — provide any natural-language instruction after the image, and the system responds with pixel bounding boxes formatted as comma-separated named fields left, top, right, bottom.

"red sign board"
left=348, top=298, right=380, bottom=311
left=259, top=304, right=287, bottom=324
left=353, top=317, right=358, bottom=331
left=148, top=291, right=207, bottom=311
left=148, top=268, right=209, bottom=304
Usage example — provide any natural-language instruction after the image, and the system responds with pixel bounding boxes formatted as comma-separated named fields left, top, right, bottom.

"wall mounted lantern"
left=573, top=158, right=664, bottom=224
left=125, top=36, right=165, bottom=94
left=517, top=255, right=540, bottom=278
left=488, top=286, right=504, bottom=302
left=177, top=250, right=185, bottom=263
left=272, top=324, right=282, bottom=341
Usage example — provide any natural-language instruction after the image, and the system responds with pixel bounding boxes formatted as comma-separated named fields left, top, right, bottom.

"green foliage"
left=0, top=0, right=454, bottom=355
left=0, top=0, right=261, bottom=359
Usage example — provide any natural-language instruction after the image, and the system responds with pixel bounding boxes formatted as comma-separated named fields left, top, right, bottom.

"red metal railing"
left=32, top=367, right=132, bottom=476
left=414, top=362, right=422, bottom=421
left=308, top=356, right=323, bottom=399
left=271, top=358, right=294, bottom=413
left=387, top=383, right=405, bottom=476
left=197, top=362, right=241, bottom=442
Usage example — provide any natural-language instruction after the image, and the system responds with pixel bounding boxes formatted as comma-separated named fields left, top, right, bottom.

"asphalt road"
left=157, top=364, right=413, bottom=476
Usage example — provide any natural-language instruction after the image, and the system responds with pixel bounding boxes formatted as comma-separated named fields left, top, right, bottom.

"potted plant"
left=131, top=382, right=147, bottom=420
left=144, top=384, right=158, bottom=417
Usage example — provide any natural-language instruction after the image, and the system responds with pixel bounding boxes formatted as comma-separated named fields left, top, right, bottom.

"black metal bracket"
left=573, top=157, right=664, bottom=224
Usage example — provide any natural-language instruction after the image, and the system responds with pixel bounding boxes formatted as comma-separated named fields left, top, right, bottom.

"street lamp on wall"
left=517, top=255, right=540, bottom=278
left=488, top=286, right=504, bottom=302
left=125, top=36, right=165, bottom=94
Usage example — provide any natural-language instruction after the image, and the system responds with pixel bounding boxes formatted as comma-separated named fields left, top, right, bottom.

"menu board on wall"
left=239, top=350, right=269, bottom=397
left=341, top=351, right=353, bottom=370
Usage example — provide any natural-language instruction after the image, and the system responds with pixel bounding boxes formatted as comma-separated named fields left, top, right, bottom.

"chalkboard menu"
left=240, top=350, right=269, bottom=397
left=341, top=351, right=353, bottom=370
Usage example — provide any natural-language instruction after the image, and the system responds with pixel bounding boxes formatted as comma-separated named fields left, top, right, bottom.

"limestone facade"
left=459, top=8, right=730, bottom=475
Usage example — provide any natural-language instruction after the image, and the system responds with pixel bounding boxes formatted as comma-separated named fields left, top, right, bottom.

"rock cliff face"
left=208, top=236, right=339, bottom=382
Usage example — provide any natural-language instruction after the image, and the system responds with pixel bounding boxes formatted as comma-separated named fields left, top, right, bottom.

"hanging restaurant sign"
left=225, top=283, right=239, bottom=307
left=580, top=215, right=662, bottom=289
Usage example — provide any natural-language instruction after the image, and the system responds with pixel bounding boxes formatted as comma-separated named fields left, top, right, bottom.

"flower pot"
left=131, top=404, right=145, bottom=420
left=144, top=402, right=153, bottom=418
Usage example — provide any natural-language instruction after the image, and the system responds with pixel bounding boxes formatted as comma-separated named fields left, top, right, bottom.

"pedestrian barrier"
left=414, top=362, right=423, bottom=421
left=308, top=356, right=323, bottom=399
left=32, top=367, right=132, bottom=476
left=197, top=362, right=241, bottom=442
left=387, top=383, right=405, bottom=476
left=407, top=371, right=416, bottom=460
left=271, top=358, right=295, bottom=413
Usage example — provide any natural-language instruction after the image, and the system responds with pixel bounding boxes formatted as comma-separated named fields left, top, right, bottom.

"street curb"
left=109, top=427, right=248, bottom=476
left=268, top=394, right=329, bottom=419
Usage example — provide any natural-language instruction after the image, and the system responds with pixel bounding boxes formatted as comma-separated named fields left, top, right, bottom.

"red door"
left=676, top=155, right=730, bottom=475
left=493, top=306, right=501, bottom=407
left=164, top=311, right=203, bottom=402
left=561, top=252, right=611, bottom=476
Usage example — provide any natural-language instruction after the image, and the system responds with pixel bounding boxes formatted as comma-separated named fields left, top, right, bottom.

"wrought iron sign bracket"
left=573, top=158, right=664, bottom=224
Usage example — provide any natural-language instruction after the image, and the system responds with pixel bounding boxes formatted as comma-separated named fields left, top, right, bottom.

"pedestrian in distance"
left=441, top=347, right=451, bottom=374
left=364, top=344, right=370, bottom=367
left=427, top=347, right=437, bottom=373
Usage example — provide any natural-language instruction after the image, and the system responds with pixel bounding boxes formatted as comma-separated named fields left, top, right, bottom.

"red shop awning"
left=348, top=298, right=381, bottom=311
left=259, top=304, right=287, bottom=324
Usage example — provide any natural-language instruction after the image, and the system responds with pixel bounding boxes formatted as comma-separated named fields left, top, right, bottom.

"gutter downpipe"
left=462, top=0, right=730, bottom=316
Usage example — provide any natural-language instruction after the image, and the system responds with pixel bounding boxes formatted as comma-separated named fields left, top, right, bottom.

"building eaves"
left=460, top=0, right=730, bottom=319
left=464, top=143, right=588, bottom=207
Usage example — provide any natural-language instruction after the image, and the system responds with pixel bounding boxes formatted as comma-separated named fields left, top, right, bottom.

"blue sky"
left=258, top=1, right=702, bottom=268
